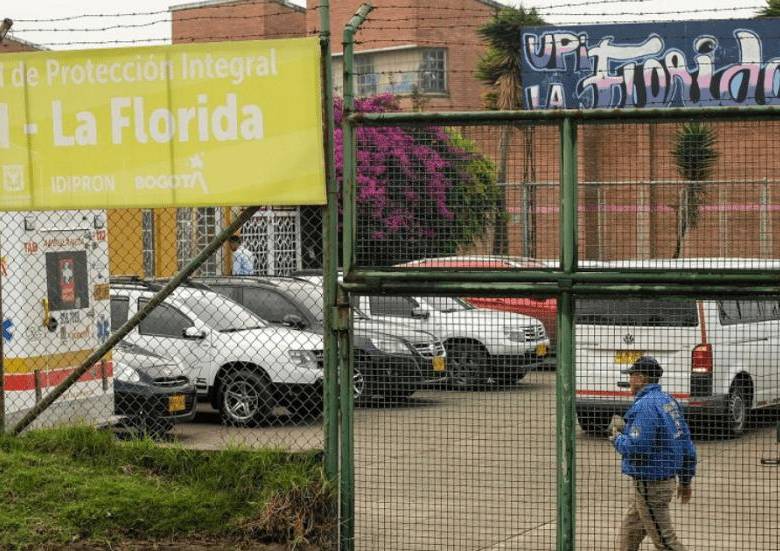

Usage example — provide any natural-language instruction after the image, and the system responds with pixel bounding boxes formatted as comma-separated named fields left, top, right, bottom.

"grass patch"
left=0, top=427, right=335, bottom=550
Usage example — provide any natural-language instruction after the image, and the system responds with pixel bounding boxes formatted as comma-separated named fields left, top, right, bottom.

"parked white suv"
left=110, top=280, right=324, bottom=426
left=575, top=259, right=780, bottom=437
left=354, top=294, right=549, bottom=387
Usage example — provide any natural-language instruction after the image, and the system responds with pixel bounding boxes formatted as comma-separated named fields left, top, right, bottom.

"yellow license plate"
left=535, top=344, right=548, bottom=357
left=168, top=395, right=186, bottom=413
left=432, top=356, right=446, bottom=372
left=615, top=351, right=643, bottom=365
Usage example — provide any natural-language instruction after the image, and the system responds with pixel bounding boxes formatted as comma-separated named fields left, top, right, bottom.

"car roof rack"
left=109, top=276, right=159, bottom=290
left=109, top=276, right=212, bottom=292
left=147, top=277, right=213, bottom=291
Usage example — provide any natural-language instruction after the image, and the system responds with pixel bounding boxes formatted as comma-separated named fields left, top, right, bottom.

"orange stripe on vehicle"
left=3, top=350, right=112, bottom=374
left=4, top=362, right=113, bottom=392
left=698, top=301, right=708, bottom=344
left=576, top=390, right=689, bottom=399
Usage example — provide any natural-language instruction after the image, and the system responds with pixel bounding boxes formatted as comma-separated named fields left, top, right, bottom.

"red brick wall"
left=172, top=0, right=306, bottom=43
left=321, top=0, right=496, bottom=110
left=0, top=38, right=37, bottom=53
left=170, top=1, right=780, bottom=261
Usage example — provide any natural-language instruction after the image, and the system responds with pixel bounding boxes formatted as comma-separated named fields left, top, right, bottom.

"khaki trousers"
left=619, top=478, right=688, bottom=551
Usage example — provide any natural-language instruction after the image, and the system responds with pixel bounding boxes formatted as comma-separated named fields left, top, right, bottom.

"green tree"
left=758, top=0, right=780, bottom=17
left=476, top=7, right=545, bottom=256
left=671, top=123, right=718, bottom=258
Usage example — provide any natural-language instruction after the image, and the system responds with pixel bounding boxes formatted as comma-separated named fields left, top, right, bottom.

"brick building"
left=172, top=0, right=501, bottom=110
left=169, top=1, right=779, bottom=264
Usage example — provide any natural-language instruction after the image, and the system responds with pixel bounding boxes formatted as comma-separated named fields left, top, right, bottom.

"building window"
left=419, top=49, right=446, bottom=93
left=141, top=209, right=155, bottom=277
left=176, top=207, right=221, bottom=275
left=355, top=54, right=378, bottom=97
left=239, top=208, right=302, bottom=276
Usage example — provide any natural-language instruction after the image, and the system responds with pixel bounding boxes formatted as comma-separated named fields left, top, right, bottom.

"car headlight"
left=288, top=349, right=321, bottom=369
left=369, top=337, right=414, bottom=355
left=504, top=327, right=526, bottom=343
left=114, top=362, right=142, bottom=383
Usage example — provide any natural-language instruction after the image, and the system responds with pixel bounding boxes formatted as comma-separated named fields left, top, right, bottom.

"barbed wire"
left=16, top=3, right=765, bottom=35
left=11, top=0, right=308, bottom=23
left=10, top=0, right=765, bottom=25
left=13, top=10, right=312, bottom=33
left=6, top=30, right=320, bottom=48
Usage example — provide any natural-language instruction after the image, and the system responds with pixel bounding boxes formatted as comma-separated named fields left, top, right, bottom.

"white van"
left=575, top=260, right=780, bottom=437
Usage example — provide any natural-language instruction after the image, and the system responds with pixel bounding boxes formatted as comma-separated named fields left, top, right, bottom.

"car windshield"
left=576, top=299, right=698, bottom=327
left=424, top=296, right=473, bottom=313
left=183, top=291, right=266, bottom=332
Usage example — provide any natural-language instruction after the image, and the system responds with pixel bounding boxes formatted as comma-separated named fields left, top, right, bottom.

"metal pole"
left=522, top=182, right=532, bottom=258
left=341, top=5, right=373, bottom=549
left=760, top=177, right=770, bottom=258
left=319, top=0, right=339, bottom=487
left=342, top=3, right=373, bottom=275
left=557, top=117, right=577, bottom=551
left=336, top=287, right=354, bottom=551
left=11, top=206, right=260, bottom=435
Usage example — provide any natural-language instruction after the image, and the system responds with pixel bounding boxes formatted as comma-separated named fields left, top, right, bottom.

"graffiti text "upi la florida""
left=523, top=30, right=780, bottom=108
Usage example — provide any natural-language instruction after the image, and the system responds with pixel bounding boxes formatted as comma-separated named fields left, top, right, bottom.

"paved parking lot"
left=173, top=371, right=780, bottom=550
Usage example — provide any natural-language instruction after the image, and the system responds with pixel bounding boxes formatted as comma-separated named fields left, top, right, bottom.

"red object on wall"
left=59, top=258, right=76, bottom=304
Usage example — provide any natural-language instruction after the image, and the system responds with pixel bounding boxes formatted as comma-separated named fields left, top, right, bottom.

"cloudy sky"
left=3, top=0, right=769, bottom=50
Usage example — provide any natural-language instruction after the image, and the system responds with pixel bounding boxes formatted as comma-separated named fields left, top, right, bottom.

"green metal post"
left=342, top=3, right=373, bottom=275
left=557, top=117, right=577, bottom=550
left=336, top=288, right=355, bottom=550
left=319, top=0, right=339, bottom=488
left=341, top=5, right=373, bottom=549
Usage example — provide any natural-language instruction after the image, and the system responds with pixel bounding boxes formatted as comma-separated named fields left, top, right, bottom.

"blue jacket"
left=613, top=384, right=697, bottom=485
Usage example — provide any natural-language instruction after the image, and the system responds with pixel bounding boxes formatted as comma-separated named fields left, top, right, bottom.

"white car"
left=110, top=280, right=323, bottom=426
left=353, top=294, right=549, bottom=387
left=575, top=259, right=780, bottom=437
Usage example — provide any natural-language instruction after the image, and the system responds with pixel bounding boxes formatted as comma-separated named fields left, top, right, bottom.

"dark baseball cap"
left=621, top=355, right=663, bottom=379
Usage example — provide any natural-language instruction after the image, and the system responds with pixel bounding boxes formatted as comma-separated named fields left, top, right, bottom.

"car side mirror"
left=411, top=307, right=430, bottom=320
left=283, top=313, right=307, bottom=329
left=182, top=327, right=206, bottom=340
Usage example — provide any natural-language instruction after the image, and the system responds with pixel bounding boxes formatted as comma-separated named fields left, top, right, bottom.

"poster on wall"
left=0, top=37, right=325, bottom=211
left=521, top=18, right=780, bottom=110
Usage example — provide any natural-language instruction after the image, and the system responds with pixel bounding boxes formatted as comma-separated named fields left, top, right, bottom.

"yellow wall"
left=108, top=209, right=143, bottom=277
left=155, top=209, right=179, bottom=277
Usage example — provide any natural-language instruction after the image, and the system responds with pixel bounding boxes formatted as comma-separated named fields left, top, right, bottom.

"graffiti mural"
left=521, top=19, right=780, bottom=109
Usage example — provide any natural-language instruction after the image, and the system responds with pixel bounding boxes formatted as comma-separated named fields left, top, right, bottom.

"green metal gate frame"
left=333, top=6, right=780, bottom=549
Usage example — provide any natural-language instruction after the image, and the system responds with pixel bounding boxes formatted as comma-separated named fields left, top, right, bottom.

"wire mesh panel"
left=575, top=296, right=780, bottom=550
left=574, top=120, right=780, bottom=268
left=351, top=121, right=560, bottom=268
left=352, top=292, right=556, bottom=550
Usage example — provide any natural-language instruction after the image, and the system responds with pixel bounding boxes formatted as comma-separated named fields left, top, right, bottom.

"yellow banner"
left=0, top=38, right=325, bottom=210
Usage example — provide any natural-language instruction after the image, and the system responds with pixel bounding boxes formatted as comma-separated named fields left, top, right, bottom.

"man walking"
left=609, top=356, right=697, bottom=551
left=227, top=235, right=254, bottom=276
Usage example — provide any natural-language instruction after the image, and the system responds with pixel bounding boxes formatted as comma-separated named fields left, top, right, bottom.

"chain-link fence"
left=0, top=206, right=329, bottom=453
left=340, top=111, right=780, bottom=550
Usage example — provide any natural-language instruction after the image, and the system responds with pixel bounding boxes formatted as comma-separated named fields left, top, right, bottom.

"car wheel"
left=725, top=384, right=749, bottom=437
left=219, top=370, right=272, bottom=427
left=353, top=364, right=367, bottom=402
left=446, top=342, right=487, bottom=388
left=577, top=411, right=612, bottom=436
